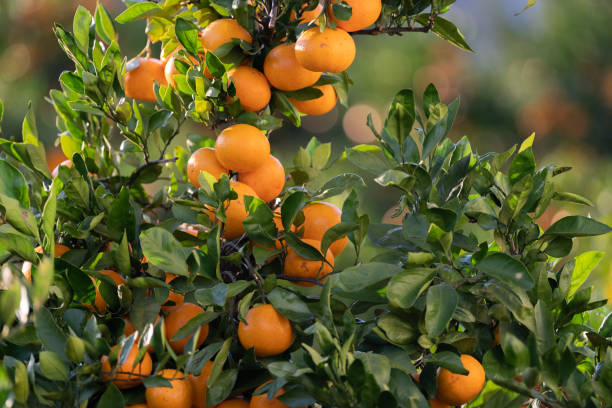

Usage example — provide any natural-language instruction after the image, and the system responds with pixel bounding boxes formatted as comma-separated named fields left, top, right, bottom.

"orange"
left=165, top=54, right=200, bottom=87
left=126, top=405, right=149, bottom=408
left=238, top=304, right=294, bottom=357
left=51, top=159, right=72, bottom=178
left=301, top=202, right=348, bottom=256
left=164, top=302, right=210, bottom=353
left=329, top=0, right=382, bottom=32
left=283, top=238, right=334, bottom=286
left=125, top=58, right=167, bottom=102
left=217, top=399, right=250, bottom=408
left=92, top=269, right=126, bottom=314
left=228, top=66, right=271, bottom=112
left=435, top=354, right=486, bottom=406
left=429, top=398, right=449, bottom=408
left=238, top=155, right=285, bottom=203
left=162, top=273, right=185, bottom=312
left=250, top=381, right=301, bottom=408
left=295, top=27, right=356, bottom=73
left=146, top=369, right=193, bottom=408
left=188, top=361, right=213, bottom=408
left=289, top=84, right=337, bottom=116
left=291, top=2, right=324, bottom=24
left=199, top=19, right=252, bottom=52
left=124, top=317, right=137, bottom=337
left=263, top=44, right=321, bottom=91
left=22, top=244, right=70, bottom=282
left=214, top=124, right=270, bottom=172
left=208, top=181, right=259, bottom=240
left=100, top=344, right=153, bottom=389
left=187, top=147, right=229, bottom=188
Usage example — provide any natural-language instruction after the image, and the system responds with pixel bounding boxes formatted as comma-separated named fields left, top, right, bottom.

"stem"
left=351, top=12, right=438, bottom=36
left=452, top=272, right=485, bottom=289
left=268, top=0, right=278, bottom=30
left=277, top=275, right=324, bottom=286
left=126, top=157, right=178, bottom=187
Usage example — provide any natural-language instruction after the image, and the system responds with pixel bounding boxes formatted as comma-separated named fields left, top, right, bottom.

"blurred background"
left=0, top=0, right=611, bottom=299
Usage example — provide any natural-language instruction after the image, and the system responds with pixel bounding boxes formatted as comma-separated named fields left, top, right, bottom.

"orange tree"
left=0, top=1, right=611, bottom=407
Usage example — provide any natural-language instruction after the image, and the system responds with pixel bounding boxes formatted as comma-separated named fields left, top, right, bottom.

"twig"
left=268, top=0, right=278, bottom=30
left=452, top=272, right=485, bottom=289
left=351, top=12, right=438, bottom=36
left=126, top=157, right=178, bottom=187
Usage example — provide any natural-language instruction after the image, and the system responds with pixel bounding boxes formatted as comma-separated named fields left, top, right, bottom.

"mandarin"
left=238, top=304, right=294, bottom=357
left=289, top=84, right=337, bottom=116
left=250, top=381, right=300, bottom=408
left=145, top=369, right=192, bottom=408
left=162, top=273, right=185, bottom=312
left=164, top=54, right=199, bottom=87
left=295, top=27, right=355, bottom=73
left=187, top=147, right=228, bottom=188
left=51, top=159, right=72, bottom=178
left=100, top=344, right=152, bottom=389
left=301, top=202, right=348, bottom=256
left=188, top=361, right=214, bottom=408
left=238, top=155, right=285, bottom=203
left=209, top=181, right=259, bottom=240
left=228, top=66, right=271, bottom=112
left=22, top=244, right=70, bottom=282
left=214, top=124, right=270, bottom=172
left=164, top=302, right=210, bottom=353
left=125, top=58, right=167, bottom=102
left=329, top=0, right=382, bottom=32
left=92, top=270, right=126, bottom=314
left=199, top=19, right=252, bottom=52
left=283, top=238, right=334, bottom=286
left=435, top=354, right=486, bottom=406
left=263, top=44, right=321, bottom=91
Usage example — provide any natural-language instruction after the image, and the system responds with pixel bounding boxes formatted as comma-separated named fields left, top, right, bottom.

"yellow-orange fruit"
left=214, top=124, right=270, bottom=172
left=250, top=381, right=303, bottom=408
left=212, top=181, right=259, bottom=240
left=238, top=155, right=285, bottom=203
left=289, top=84, right=337, bottom=116
left=162, top=273, right=185, bottom=312
left=100, top=345, right=153, bottom=389
left=429, top=398, right=450, bottom=408
left=145, top=369, right=193, bottom=408
left=291, top=3, right=324, bottom=23
left=295, top=27, right=356, bottom=73
left=125, top=58, right=167, bottom=102
left=164, top=303, right=210, bottom=353
left=217, top=399, right=250, bottom=408
left=22, top=244, right=70, bottom=282
left=238, top=304, right=294, bottom=357
left=92, top=270, right=126, bottom=314
left=329, top=0, right=382, bottom=32
left=301, top=202, right=348, bottom=256
left=263, top=44, right=321, bottom=91
left=126, top=404, right=149, bottom=408
left=187, top=147, right=229, bottom=188
left=199, top=19, right=253, bottom=52
left=283, top=239, right=334, bottom=286
left=435, top=354, right=486, bottom=406
left=188, top=361, right=214, bottom=408
left=228, top=66, right=272, bottom=112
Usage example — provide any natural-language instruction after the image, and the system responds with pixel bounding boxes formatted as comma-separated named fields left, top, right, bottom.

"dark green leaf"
left=425, top=284, right=457, bottom=337
left=268, top=287, right=313, bottom=322
left=0, top=160, right=29, bottom=208
left=423, top=351, right=468, bottom=374
left=544, top=216, right=612, bottom=238
left=39, top=351, right=68, bottom=381
left=386, top=267, right=436, bottom=310
left=97, top=384, right=125, bottom=408
left=337, top=263, right=403, bottom=292
left=416, top=14, right=473, bottom=52
left=141, top=227, right=189, bottom=276
left=477, top=253, right=533, bottom=291
left=175, top=18, right=200, bottom=55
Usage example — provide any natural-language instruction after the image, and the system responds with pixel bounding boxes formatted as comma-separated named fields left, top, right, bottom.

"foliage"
left=0, top=1, right=610, bottom=408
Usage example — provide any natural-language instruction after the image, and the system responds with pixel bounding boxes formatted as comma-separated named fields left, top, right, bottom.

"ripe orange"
left=283, top=238, right=334, bottom=286
left=199, top=19, right=252, bottom=52
left=124, top=317, right=137, bottom=337
left=100, top=344, right=153, bottom=389
left=429, top=398, right=449, bottom=408
left=291, top=2, right=324, bottom=24
left=22, top=244, right=70, bottom=282
left=92, top=270, right=126, bottom=314
left=146, top=369, right=193, bottom=408
left=289, top=84, right=337, bottom=116
left=301, top=202, right=348, bottom=256
left=125, top=58, right=167, bottom=102
left=238, top=304, right=294, bottom=357
left=51, top=159, right=72, bottom=178
left=295, top=27, right=356, bottom=73
left=208, top=181, right=259, bottom=240
left=214, top=124, right=270, bottom=172
left=217, top=399, right=250, bottom=408
left=187, top=147, right=229, bottom=188
left=162, top=273, right=185, bottom=312
left=228, top=66, right=271, bottom=112
left=238, top=155, right=285, bottom=203
left=165, top=54, right=200, bottom=87
left=164, top=302, right=210, bottom=353
left=188, top=361, right=213, bottom=408
left=263, top=44, right=321, bottom=91
left=250, top=381, right=300, bottom=408
left=435, top=354, right=486, bottom=405
left=329, top=0, right=382, bottom=32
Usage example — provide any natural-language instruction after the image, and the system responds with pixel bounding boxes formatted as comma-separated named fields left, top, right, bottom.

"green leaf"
left=268, top=287, right=313, bottom=322
left=73, top=6, right=92, bottom=52
left=337, top=263, right=403, bottom=292
left=0, top=194, right=39, bottom=239
left=206, top=51, right=225, bottom=78
left=0, top=160, right=29, bottom=208
left=331, top=1, right=353, bottom=21
left=534, top=300, right=554, bottom=355
left=423, top=83, right=440, bottom=118
left=195, top=283, right=229, bottom=307
left=508, top=137, right=535, bottom=184
left=22, top=101, right=39, bottom=145
left=389, top=368, right=429, bottom=407
left=115, top=2, right=162, bottom=23
left=141, top=227, right=189, bottom=276
left=13, top=361, right=28, bottom=404
left=377, top=314, right=419, bottom=345
left=95, top=1, right=116, bottom=43
left=386, top=267, right=436, bottom=310
left=552, top=191, right=594, bottom=206
left=284, top=87, right=324, bottom=101
left=543, top=216, right=612, bottom=238
left=107, top=187, right=136, bottom=242
left=312, top=173, right=365, bottom=200
left=41, top=182, right=57, bottom=254
left=0, top=139, right=51, bottom=178
left=346, top=145, right=390, bottom=174
left=206, top=369, right=238, bottom=406
left=423, top=351, right=468, bottom=374
left=416, top=14, right=473, bottom=51
left=425, top=284, right=457, bottom=337
left=320, top=222, right=357, bottom=256
left=568, top=251, right=604, bottom=299
left=97, top=384, right=125, bottom=408
left=281, top=192, right=306, bottom=231
left=175, top=18, right=200, bottom=55
left=477, top=253, right=533, bottom=291
left=170, top=311, right=219, bottom=342
left=39, top=351, right=68, bottom=381
left=599, top=312, right=612, bottom=338
left=284, top=231, right=326, bottom=262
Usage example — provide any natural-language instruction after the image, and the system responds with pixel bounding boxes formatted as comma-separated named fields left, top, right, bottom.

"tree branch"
left=126, top=157, right=178, bottom=187
left=351, top=12, right=438, bottom=36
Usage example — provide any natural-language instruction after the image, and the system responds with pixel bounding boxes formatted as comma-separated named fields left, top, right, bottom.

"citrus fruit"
left=188, top=361, right=213, bottom=408
left=51, top=159, right=72, bottom=178
left=164, top=302, right=210, bottom=353
left=283, top=238, right=334, bottom=286
left=126, top=404, right=149, bottom=408
left=214, top=124, right=270, bottom=172
left=162, top=273, right=185, bottom=312
left=429, top=398, right=449, bottom=408
left=289, top=84, right=337, bottom=115
left=238, top=155, right=285, bottom=203
left=329, top=0, right=382, bottom=32
left=301, top=202, right=348, bottom=256
left=125, top=58, right=167, bottom=102
left=228, top=66, right=271, bottom=112
left=295, top=27, right=356, bottom=73
left=217, top=399, right=250, bottom=408
left=145, top=369, right=193, bottom=408
left=100, top=344, right=153, bottom=389
left=187, top=147, right=229, bottom=188
left=263, top=43, right=321, bottom=91
left=208, top=181, right=259, bottom=240
left=92, top=270, right=126, bottom=314
left=238, top=304, right=294, bottom=357
left=250, top=381, right=301, bottom=408
left=435, top=354, right=486, bottom=405
left=165, top=54, right=199, bottom=87
left=291, top=2, right=324, bottom=23
left=199, top=19, right=252, bottom=52
left=22, top=244, right=70, bottom=282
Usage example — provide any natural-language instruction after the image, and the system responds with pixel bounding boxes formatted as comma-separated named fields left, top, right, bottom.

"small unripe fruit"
left=66, top=336, right=85, bottom=363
